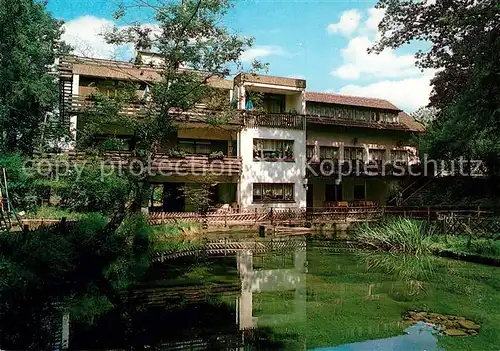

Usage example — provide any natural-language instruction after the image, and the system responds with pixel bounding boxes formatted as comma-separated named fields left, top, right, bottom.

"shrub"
left=353, top=218, right=438, bottom=282
left=0, top=153, right=46, bottom=210
left=54, top=163, right=132, bottom=214
left=353, top=218, right=434, bottom=255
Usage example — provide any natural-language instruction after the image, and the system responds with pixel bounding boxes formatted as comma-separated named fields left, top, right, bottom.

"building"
left=57, top=54, right=424, bottom=212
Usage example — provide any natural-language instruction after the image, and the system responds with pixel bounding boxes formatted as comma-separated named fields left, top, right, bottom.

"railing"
left=62, top=95, right=244, bottom=125
left=306, top=160, right=420, bottom=177
left=306, top=114, right=412, bottom=131
left=62, top=95, right=307, bottom=130
left=148, top=205, right=499, bottom=228
left=34, top=152, right=242, bottom=176
left=243, top=111, right=305, bottom=130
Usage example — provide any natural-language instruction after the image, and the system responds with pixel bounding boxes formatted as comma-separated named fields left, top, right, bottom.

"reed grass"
left=353, top=218, right=434, bottom=255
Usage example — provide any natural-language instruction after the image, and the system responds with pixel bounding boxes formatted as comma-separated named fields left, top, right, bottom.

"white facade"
left=238, top=126, right=307, bottom=210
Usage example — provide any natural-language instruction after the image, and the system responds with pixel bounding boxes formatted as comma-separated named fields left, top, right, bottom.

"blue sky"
left=46, top=0, right=433, bottom=112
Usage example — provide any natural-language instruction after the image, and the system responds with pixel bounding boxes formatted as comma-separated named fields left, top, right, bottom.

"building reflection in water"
left=236, top=237, right=307, bottom=331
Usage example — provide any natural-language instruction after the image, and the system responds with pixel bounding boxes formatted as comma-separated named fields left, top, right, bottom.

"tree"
left=0, top=214, right=151, bottom=349
left=78, top=0, right=264, bottom=211
left=372, top=0, right=500, bottom=175
left=411, top=107, right=437, bottom=128
left=0, top=0, right=70, bottom=155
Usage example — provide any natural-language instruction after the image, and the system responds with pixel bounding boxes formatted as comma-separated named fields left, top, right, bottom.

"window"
left=371, top=111, right=380, bottom=122
left=253, top=139, right=294, bottom=161
left=354, top=185, right=365, bottom=201
left=320, top=146, right=339, bottom=161
left=253, top=183, right=294, bottom=203
left=344, top=147, right=365, bottom=162
left=381, top=113, right=398, bottom=123
left=178, top=139, right=228, bottom=155
left=306, top=145, right=315, bottom=159
left=370, top=149, right=386, bottom=162
left=262, top=93, right=286, bottom=113
left=325, top=183, right=342, bottom=202
left=391, top=150, right=409, bottom=163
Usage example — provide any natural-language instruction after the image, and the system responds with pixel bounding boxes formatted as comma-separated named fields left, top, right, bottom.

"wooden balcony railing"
left=61, top=95, right=306, bottom=130
left=62, top=95, right=244, bottom=125
left=242, top=111, right=305, bottom=130
left=35, top=152, right=242, bottom=176
left=306, top=114, right=411, bottom=131
left=306, top=160, right=419, bottom=177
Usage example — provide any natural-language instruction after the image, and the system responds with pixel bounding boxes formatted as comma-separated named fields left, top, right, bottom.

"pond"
left=71, top=237, right=500, bottom=350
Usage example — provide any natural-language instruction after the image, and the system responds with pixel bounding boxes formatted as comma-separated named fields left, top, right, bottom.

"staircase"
left=388, top=169, right=443, bottom=206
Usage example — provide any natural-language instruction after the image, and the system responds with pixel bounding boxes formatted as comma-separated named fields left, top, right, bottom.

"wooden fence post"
left=270, top=207, right=274, bottom=226
left=224, top=211, right=227, bottom=228
left=477, top=205, right=481, bottom=218
left=255, top=208, right=258, bottom=224
left=427, top=207, right=431, bottom=223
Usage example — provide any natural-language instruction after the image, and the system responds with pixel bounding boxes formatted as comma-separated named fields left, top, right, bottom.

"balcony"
left=62, top=95, right=244, bottom=125
left=242, top=111, right=305, bottom=130
left=62, top=94, right=307, bottom=130
left=35, top=152, right=242, bottom=177
left=306, top=160, right=421, bottom=177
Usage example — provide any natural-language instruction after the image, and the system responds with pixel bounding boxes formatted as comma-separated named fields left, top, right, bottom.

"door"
left=306, top=183, right=314, bottom=208
left=163, top=183, right=185, bottom=212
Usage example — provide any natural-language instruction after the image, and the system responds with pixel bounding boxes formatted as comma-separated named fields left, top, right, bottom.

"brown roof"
left=61, top=55, right=232, bottom=89
left=398, top=111, right=425, bottom=132
left=305, top=92, right=424, bottom=132
left=305, top=92, right=401, bottom=111
left=235, top=73, right=306, bottom=89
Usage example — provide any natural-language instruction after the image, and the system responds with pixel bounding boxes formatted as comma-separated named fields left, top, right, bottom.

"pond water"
left=71, top=237, right=500, bottom=350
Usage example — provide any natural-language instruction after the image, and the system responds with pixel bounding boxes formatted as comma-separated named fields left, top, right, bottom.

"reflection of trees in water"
left=71, top=302, right=242, bottom=349
left=70, top=243, right=310, bottom=350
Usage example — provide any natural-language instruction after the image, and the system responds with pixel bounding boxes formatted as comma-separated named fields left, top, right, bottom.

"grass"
left=149, top=221, right=203, bottom=253
left=24, top=206, right=85, bottom=220
left=430, top=235, right=500, bottom=259
left=353, top=218, right=435, bottom=254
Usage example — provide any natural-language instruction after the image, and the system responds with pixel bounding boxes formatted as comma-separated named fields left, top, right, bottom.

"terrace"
left=62, top=94, right=306, bottom=130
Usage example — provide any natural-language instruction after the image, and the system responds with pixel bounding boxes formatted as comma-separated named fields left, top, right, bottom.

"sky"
left=46, top=0, right=434, bottom=112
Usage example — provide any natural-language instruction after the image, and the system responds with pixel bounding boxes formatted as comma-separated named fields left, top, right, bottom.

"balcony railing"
left=243, top=111, right=305, bottom=130
left=62, top=94, right=308, bottom=130
left=306, top=160, right=420, bottom=177
left=62, top=95, right=244, bottom=125
left=35, top=152, right=242, bottom=176
left=306, top=114, right=412, bottom=131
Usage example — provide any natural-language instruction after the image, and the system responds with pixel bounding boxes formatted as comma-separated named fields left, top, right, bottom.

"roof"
left=60, top=55, right=232, bottom=89
left=398, top=111, right=425, bottom=132
left=305, top=92, right=424, bottom=132
left=305, top=92, right=401, bottom=111
left=235, top=73, right=306, bottom=89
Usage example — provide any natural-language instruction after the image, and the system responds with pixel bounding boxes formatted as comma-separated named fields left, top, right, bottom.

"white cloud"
left=240, top=45, right=284, bottom=63
left=337, top=73, right=434, bottom=112
left=332, top=36, right=420, bottom=80
left=63, top=15, right=134, bottom=59
left=327, top=9, right=362, bottom=36
left=364, top=8, right=385, bottom=33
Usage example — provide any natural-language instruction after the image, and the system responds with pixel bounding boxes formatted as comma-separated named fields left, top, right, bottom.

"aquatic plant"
left=353, top=218, right=434, bottom=255
left=150, top=221, right=203, bottom=253
left=353, top=218, right=438, bottom=286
